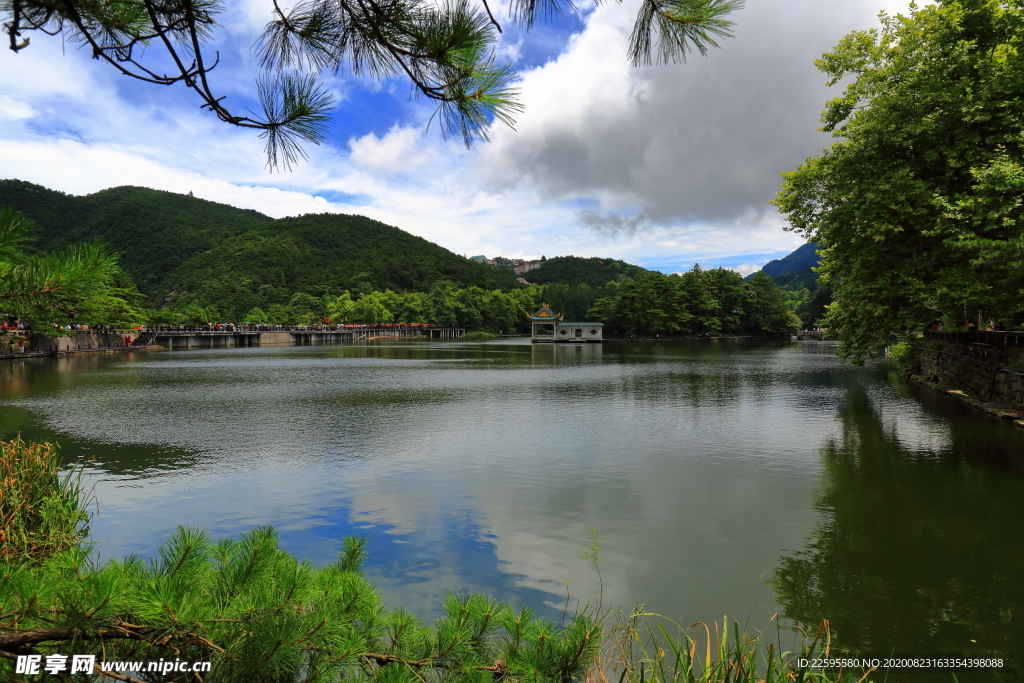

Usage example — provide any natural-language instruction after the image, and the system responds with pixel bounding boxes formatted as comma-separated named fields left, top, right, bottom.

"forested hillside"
left=0, top=180, right=809, bottom=334
left=0, top=180, right=519, bottom=316
left=526, top=256, right=649, bottom=287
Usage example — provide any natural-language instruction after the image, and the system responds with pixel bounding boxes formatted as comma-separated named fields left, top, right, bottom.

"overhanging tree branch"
left=3, top=0, right=740, bottom=169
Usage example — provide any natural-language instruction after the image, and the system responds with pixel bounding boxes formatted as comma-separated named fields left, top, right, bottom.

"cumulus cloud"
left=477, top=0, right=915, bottom=228
left=0, top=95, right=35, bottom=121
left=348, top=126, right=434, bottom=176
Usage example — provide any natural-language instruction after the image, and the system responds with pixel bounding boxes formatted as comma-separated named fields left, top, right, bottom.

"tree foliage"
left=773, top=0, right=1024, bottom=362
left=525, top=257, right=650, bottom=289
left=588, top=267, right=799, bottom=338
left=2, top=0, right=743, bottom=169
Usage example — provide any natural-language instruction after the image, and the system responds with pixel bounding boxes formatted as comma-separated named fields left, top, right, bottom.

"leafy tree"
left=795, top=285, right=832, bottom=329
left=587, top=266, right=797, bottom=338
left=352, top=292, right=394, bottom=324
left=266, top=302, right=293, bottom=324
left=74, top=265, right=150, bottom=329
left=244, top=306, right=270, bottom=324
left=180, top=302, right=220, bottom=324
left=700, top=267, right=746, bottom=334
left=327, top=291, right=357, bottom=323
left=773, top=0, right=1024, bottom=362
left=745, top=272, right=800, bottom=335
left=454, top=288, right=484, bottom=327
left=395, top=291, right=429, bottom=323
left=288, top=291, right=327, bottom=324
left=427, top=283, right=460, bottom=327
left=3, top=0, right=742, bottom=169
left=678, top=265, right=721, bottom=335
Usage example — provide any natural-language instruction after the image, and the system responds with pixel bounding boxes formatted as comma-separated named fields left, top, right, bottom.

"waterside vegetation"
left=0, top=438, right=858, bottom=682
left=0, top=438, right=89, bottom=561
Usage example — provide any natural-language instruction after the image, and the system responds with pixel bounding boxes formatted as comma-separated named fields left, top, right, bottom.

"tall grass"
left=0, top=437, right=89, bottom=560
left=588, top=609, right=871, bottom=683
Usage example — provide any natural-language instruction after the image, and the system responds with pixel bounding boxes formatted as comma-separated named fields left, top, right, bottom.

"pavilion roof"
left=526, top=303, right=563, bottom=322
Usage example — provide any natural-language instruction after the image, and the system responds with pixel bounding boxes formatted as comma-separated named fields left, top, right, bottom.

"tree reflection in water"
left=773, top=386, right=1024, bottom=682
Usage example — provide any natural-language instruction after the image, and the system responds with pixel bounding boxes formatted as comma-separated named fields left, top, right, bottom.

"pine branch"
left=4, top=0, right=740, bottom=168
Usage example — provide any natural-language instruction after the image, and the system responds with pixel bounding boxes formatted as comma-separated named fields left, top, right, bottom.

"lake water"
left=1, top=339, right=1022, bottom=679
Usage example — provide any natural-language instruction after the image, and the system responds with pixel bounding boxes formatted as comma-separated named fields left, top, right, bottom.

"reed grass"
left=0, top=437, right=89, bottom=560
left=588, top=609, right=871, bottom=683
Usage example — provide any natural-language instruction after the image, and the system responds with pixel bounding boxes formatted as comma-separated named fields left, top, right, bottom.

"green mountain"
left=743, top=243, right=821, bottom=291
left=0, top=180, right=520, bottom=316
left=759, top=243, right=819, bottom=278
left=525, top=256, right=650, bottom=288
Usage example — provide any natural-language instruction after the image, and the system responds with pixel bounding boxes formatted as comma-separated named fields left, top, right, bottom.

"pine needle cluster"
left=0, top=527, right=602, bottom=682
left=0, top=208, right=146, bottom=333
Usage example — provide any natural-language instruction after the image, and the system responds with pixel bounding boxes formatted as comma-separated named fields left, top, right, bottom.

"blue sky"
left=0, top=0, right=912, bottom=274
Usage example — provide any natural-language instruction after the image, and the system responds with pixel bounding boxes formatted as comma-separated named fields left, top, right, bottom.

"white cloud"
left=731, top=263, right=765, bottom=277
left=476, top=0, right=917, bottom=228
left=0, top=95, right=35, bottom=121
left=348, top=126, right=434, bottom=176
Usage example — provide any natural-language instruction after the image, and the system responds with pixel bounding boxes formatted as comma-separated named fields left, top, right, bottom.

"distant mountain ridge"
left=0, top=179, right=519, bottom=317
left=759, top=243, right=819, bottom=277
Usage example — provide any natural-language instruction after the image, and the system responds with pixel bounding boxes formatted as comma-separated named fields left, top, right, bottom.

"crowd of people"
left=145, top=322, right=441, bottom=332
left=928, top=319, right=1009, bottom=332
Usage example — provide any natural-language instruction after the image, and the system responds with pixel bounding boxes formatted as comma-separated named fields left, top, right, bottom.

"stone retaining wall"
left=0, top=332, right=133, bottom=358
left=913, top=338, right=1024, bottom=412
left=27, top=332, right=131, bottom=354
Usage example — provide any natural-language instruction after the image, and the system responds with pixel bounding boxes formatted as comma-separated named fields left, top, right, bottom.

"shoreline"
left=903, top=370, right=1024, bottom=428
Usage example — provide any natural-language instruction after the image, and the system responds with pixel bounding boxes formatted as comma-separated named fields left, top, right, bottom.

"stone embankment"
left=905, top=330, right=1024, bottom=426
left=0, top=331, right=133, bottom=358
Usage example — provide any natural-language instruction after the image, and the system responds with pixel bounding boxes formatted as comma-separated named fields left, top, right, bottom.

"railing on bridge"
left=143, top=324, right=443, bottom=333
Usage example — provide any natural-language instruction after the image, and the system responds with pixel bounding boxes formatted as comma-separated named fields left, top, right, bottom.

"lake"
left=1, top=339, right=1022, bottom=679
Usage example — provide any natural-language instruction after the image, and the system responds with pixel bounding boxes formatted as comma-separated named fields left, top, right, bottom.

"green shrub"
left=886, top=339, right=916, bottom=369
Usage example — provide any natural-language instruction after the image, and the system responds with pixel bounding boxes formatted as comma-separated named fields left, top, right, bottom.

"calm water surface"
left=1, top=340, right=1022, bottom=678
